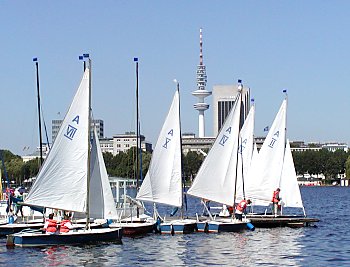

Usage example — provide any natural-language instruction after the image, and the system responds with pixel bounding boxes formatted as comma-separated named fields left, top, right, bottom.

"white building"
left=212, top=83, right=250, bottom=137
left=52, top=119, right=104, bottom=143
left=100, top=132, right=152, bottom=156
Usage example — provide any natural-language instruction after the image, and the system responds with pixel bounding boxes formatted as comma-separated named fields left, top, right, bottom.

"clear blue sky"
left=1, top=1, right=349, bottom=156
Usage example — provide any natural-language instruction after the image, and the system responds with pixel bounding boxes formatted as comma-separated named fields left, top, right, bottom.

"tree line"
left=1, top=147, right=349, bottom=188
left=293, top=149, right=349, bottom=183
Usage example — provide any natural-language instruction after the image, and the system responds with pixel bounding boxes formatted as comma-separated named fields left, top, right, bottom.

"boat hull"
left=109, top=222, right=155, bottom=236
left=160, top=219, right=197, bottom=235
left=207, top=220, right=248, bottom=233
left=7, top=228, right=122, bottom=247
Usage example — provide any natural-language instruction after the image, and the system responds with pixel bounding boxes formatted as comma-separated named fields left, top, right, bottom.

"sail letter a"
left=72, top=115, right=80, bottom=124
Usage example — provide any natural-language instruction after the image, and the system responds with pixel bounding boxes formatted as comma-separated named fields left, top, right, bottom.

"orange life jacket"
left=236, top=200, right=247, bottom=212
left=46, top=219, right=57, bottom=233
left=60, top=219, right=71, bottom=233
left=272, top=190, right=280, bottom=203
left=228, top=206, right=234, bottom=214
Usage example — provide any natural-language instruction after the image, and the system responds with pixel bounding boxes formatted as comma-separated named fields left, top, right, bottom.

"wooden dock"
left=247, top=214, right=319, bottom=228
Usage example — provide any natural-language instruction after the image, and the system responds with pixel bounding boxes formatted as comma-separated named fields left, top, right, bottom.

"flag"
left=32, top=58, right=38, bottom=62
left=134, top=57, right=138, bottom=62
left=78, top=56, right=83, bottom=60
left=283, top=89, right=287, bottom=93
left=264, top=126, right=269, bottom=132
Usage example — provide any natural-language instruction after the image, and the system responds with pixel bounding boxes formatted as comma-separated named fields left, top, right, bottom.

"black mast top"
left=33, top=58, right=43, bottom=166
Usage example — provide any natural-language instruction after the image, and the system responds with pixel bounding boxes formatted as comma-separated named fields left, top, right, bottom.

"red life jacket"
left=236, top=200, right=247, bottom=212
left=60, top=220, right=71, bottom=233
left=46, top=219, right=57, bottom=233
left=272, top=190, right=280, bottom=203
left=228, top=206, right=234, bottom=214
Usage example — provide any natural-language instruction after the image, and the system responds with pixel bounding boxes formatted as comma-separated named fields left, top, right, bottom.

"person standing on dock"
left=272, top=188, right=281, bottom=216
left=15, top=192, right=24, bottom=218
left=235, top=199, right=251, bottom=221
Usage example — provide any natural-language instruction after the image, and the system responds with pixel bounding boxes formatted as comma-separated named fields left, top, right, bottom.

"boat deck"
left=247, top=214, right=319, bottom=228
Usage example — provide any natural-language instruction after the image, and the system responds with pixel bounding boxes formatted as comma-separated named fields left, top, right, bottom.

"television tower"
left=192, top=28, right=211, bottom=138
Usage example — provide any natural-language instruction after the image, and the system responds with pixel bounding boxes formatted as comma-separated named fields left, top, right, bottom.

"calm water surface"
left=0, top=187, right=349, bottom=266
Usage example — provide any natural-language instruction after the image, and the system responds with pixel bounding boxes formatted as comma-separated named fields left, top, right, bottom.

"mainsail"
left=136, top=90, right=182, bottom=207
left=187, top=92, right=242, bottom=206
left=244, top=99, right=287, bottom=204
left=235, top=105, right=255, bottom=201
left=89, top=128, right=119, bottom=219
left=25, top=69, right=90, bottom=212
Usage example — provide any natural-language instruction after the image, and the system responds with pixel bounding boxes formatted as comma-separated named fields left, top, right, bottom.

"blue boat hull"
left=196, top=221, right=208, bottom=233
left=203, top=221, right=247, bottom=233
left=160, top=220, right=197, bottom=235
left=7, top=228, right=123, bottom=247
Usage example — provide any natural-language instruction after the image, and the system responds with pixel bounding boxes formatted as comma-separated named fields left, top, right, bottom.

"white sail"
left=136, top=90, right=182, bottom=207
left=280, top=140, right=303, bottom=208
left=25, top=69, right=90, bottom=212
left=89, top=128, right=119, bottom=219
left=235, top=105, right=255, bottom=200
left=245, top=99, right=287, bottom=204
left=187, top=92, right=242, bottom=206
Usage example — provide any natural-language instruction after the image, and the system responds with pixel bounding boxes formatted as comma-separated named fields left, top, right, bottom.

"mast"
left=86, top=55, right=92, bottom=230
left=175, top=80, right=185, bottom=219
left=279, top=89, right=288, bottom=191
left=33, top=58, right=43, bottom=166
left=134, top=57, right=140, bottom=189
left=233, top=80, right=243, bottom=207
left=134, top=57, right=141, bottom=218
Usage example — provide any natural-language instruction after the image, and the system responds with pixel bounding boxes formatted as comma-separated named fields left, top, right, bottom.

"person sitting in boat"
left=44, top=213, right=58, bottom=234
left=272, top=188, right=281, bottom=216
left=235, top=199, right=251, bottom=221
left=59, top=214, right=74, bottom=233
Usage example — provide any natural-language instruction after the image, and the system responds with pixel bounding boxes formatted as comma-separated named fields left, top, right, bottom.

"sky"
left=1, top=1, right=350, bottom=156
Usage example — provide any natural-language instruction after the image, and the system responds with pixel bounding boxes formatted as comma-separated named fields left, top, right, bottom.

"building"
left=52, top=119, right=104, bottom=143
left=100, top=132, right=152, bottom=156
left=212, top=83, right=250, bottom=137
left=192, top=28, right=211, bottom=138
left=22, top=144, right=50, bottom=162
left=289, top=141, right=348, bottom=153
left=322, top=143, right=348, bottom=152
left=182, top=133, right=215, bottom=155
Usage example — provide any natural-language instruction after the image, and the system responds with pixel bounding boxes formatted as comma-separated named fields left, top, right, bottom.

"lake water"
left=0, top=186, right=349, bottom=266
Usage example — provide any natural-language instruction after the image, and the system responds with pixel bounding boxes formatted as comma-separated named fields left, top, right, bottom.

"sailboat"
left=7, top=61, right=122, bottom=247
left=242, top=95, right=319, bottom=227
left=187, top=83, right=251, bottom=233
left=136, top=84, right=196, bottom=235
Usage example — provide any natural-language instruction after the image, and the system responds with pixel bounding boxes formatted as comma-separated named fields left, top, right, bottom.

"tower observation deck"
left=192, top=28, right=211, bottom=138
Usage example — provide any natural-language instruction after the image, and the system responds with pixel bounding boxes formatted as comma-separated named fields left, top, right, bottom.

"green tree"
left=183, top=151, right=204, bottom=182
left=346, top=155, right=350, bottom=179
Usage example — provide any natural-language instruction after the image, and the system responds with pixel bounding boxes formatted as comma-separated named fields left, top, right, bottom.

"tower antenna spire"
left=199, top=28, right=203, bottom=65
left=192, top=28, right=211, bottom=138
